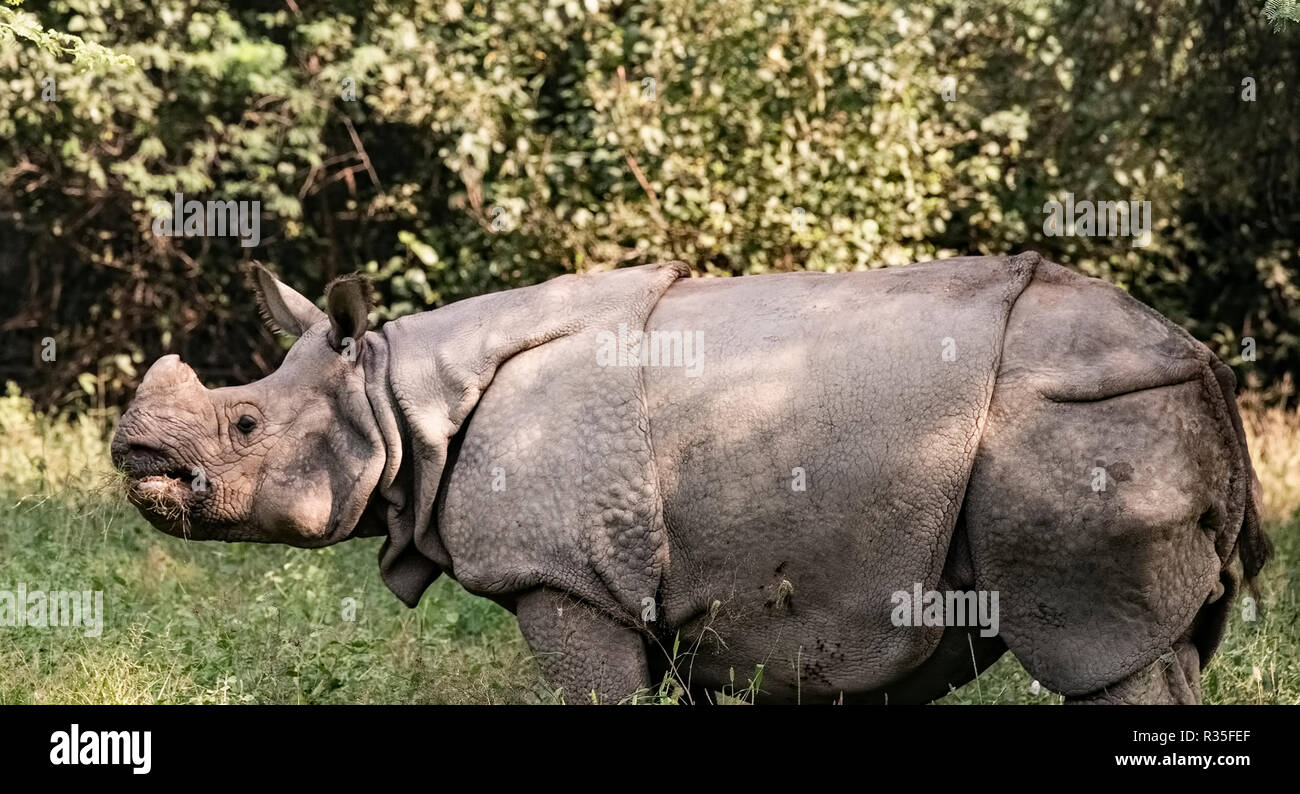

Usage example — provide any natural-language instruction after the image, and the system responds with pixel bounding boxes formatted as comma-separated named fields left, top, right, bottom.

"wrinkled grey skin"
left=113, top=253, right=1270, bottom=704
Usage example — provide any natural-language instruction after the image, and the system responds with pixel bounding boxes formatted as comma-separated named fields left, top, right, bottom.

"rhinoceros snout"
left=113, top=354, right=208, bottom=473
left=110, top=437, right=171, bottom=478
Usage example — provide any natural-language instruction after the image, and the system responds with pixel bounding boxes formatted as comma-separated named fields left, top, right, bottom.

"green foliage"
left=1264, top=0, right=1300, bottom=29
left=0, top=1, right=135, bottom=73
left=0, top=498, right=540, bottom=704
left=1, top=0, right=1297, bottom=407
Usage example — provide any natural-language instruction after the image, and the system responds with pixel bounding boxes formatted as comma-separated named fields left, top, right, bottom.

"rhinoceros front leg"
left=1064, top=637, right=1202, bottom=704
left=516, top=587, right=650, bottom=704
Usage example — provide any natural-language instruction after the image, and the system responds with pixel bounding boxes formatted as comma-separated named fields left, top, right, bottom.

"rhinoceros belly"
left=642, top=256, right=1036, bottom=698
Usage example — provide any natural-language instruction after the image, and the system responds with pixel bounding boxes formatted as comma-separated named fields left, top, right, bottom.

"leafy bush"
left=1, top=0, right=1297, bottom=408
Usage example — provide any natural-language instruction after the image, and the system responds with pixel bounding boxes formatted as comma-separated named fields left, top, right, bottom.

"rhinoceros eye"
left=236, top=415, right=257, bottom=434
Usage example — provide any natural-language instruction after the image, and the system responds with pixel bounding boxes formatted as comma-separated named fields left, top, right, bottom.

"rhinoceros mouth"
left=117, top=442, right=212, bottom=536
left=131, top=470, right=196, bottom=497
left=134, top=466, right=196, bottom=487
left=127, top=470, right=203, bottom=526
left=116, top=440, right=198, bottom=496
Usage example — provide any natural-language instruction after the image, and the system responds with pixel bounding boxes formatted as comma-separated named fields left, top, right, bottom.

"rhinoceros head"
left=111, top=265, right=385, bottom=548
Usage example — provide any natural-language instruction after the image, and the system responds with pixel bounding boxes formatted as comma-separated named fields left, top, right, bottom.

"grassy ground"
left=1, top=385, right=1296, bottom=704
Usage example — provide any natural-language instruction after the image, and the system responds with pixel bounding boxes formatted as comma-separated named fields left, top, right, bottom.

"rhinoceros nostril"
left=114, top=442, right=171, bottom=475
left=128, top=443, right=163, bottom=457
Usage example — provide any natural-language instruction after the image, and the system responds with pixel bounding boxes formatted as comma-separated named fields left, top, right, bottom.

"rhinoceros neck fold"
left=368, top=262, right=690, bottom=607
left=361, top=329, right=406, bottom=509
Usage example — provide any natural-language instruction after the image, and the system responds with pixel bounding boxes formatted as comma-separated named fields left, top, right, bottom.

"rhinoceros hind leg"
left=1064, top=636, right=1201, bottom=704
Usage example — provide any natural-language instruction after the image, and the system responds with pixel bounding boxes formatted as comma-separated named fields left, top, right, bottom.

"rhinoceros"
left=111, top=252, right=1270, bottom=704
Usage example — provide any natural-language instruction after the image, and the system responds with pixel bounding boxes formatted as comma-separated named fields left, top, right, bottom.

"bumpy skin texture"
left=515, top=588, right=651, bottom=704
left=639, top=255, right=1036, bottom=700
left=115, top=255, right=1267, bottom=704
left=374, top=263, right=686, bottom=612
left=382, top=253, right=1261, bottom=704
left=962, top=261, right=1253, bottom=699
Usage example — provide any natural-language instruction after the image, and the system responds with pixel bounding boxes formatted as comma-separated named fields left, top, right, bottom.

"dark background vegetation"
left=1, top=0, right=1297, bottom=410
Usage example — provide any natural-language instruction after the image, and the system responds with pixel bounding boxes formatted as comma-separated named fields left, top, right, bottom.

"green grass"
left=1, top=386, right=1296, bottom=704
left=0, top=484, right=542, bottom=704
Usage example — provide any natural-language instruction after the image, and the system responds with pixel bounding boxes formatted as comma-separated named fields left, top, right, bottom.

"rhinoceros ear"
left=249, top=262, right=326, bottom=337
left=324, top=274, right=373, bottom=355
